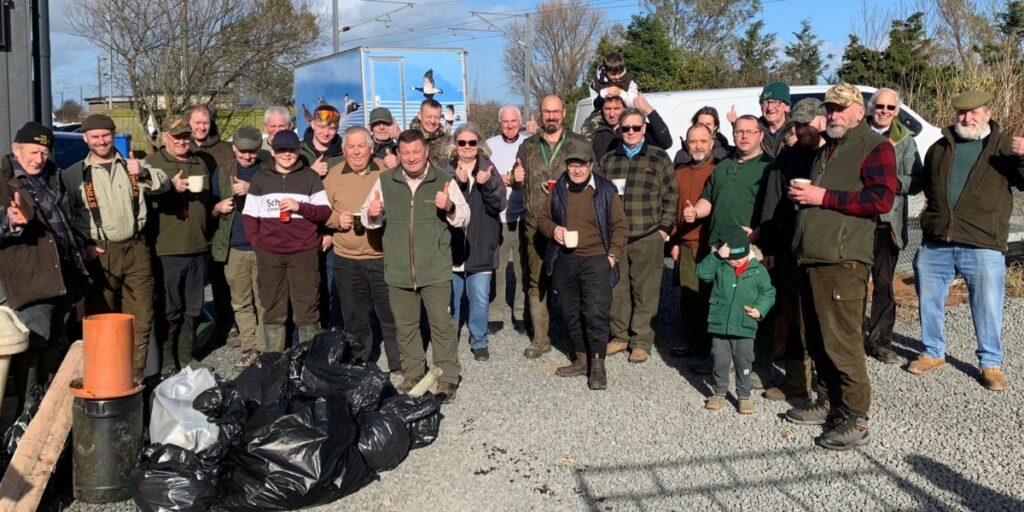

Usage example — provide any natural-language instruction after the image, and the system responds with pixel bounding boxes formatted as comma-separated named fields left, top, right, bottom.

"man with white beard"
left=909, top=90, right=1024, bottom=392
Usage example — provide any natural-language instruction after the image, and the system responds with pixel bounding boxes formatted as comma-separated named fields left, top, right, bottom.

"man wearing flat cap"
left=785, top=83, right=898, bottom=451
left=146, top=114, right=214, bottom=371
left=910, top=90, right=1024, bottom=392
left=63, top=114, right=171, bottom=380
left=537, top=145, right=626, bottom=390
left=210, top=125, right=265, bottom=367
left=1, top=122, right=89, bottom=414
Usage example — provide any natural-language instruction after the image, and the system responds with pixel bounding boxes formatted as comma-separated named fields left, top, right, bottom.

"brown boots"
left=555, top=353, right=588, bottom=377
left=555, top=352, right=607, bottom=390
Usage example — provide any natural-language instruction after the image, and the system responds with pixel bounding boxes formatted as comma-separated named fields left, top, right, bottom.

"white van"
left=572, top=85, right=943, bottom=161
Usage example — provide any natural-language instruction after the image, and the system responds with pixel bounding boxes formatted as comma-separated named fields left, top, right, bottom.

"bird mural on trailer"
left=302, top=96, right=362, bottom=134
left=413, top=69, right=444, bottom=99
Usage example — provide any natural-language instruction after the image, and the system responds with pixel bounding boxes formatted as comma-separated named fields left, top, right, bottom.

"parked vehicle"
left=293, top=47, right=470, bottom=136
left=572, top=85, right=943, bottom=159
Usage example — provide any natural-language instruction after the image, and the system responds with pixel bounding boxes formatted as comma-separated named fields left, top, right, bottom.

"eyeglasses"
left=456, top=139, right=478, bottom=147
left=620, top=125, right=643, bottom=133
left=875, top=104, right=897, bottom=112
left=733, top=129, right=760, bottom=137
left=760, top=99, right=784, bottom=108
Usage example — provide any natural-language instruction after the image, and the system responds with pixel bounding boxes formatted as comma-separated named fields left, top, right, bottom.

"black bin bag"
left=127, top=444, right=219, bottom=512
left=379, top=394, right=442, bottom=449
left=356, top=411, right=411, bottom=472
left=219, top=396, right=377, bottom=511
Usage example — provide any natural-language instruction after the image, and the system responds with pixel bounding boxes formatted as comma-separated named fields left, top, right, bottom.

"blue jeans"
left=452, top=271, right=491, bottom=349
left=914, top=242, right=1005, bottom=368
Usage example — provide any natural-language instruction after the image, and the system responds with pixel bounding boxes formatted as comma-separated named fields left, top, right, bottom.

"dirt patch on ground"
left=889, top=274, right=968, bottom=312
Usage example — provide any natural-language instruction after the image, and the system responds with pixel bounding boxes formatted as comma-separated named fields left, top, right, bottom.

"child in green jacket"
left=696, top=225, right=775, bottom=414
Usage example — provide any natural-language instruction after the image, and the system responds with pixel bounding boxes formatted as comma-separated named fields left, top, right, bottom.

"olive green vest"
left=378, top=164, right=454, bottom=289
left=792, top=122, right=884, bottom=265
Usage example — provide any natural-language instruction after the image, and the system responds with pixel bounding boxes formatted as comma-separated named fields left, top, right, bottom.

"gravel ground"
left=66, top=264, right=1024, bottom=512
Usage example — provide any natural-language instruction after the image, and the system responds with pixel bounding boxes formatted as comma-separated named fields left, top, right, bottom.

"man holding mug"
left=323, top=126, right=400, bottom=372
left=537, top=145, right=626, bottom=389
left=145, top=114, right=213, bottom=370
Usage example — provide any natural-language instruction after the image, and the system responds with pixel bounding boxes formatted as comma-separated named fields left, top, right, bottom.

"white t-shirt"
left=485, top=132, right=528, bottom=223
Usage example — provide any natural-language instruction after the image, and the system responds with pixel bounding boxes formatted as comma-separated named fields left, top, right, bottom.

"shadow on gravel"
left=651, top=267, right=714, bottom=397
left=905, top=455, right=1024, bottom=512
left=570, top=449, right=1019, bottom=511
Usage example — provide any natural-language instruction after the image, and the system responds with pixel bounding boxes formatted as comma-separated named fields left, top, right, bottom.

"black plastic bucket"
left=71, top=392, right=143, bottom=503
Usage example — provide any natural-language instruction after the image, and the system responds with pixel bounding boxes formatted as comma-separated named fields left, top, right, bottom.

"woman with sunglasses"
left=447, top=123, right=507, bottom=361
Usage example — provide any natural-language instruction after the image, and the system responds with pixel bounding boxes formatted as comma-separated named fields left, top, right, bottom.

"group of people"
left=2, top=50, right=1023, bottom=452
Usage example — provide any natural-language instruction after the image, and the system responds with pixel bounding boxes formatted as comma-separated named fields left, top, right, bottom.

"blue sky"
left=49, top=0, right=864, bottom=108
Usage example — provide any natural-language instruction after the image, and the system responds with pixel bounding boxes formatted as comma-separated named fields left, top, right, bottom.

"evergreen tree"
left=620, top=15, right=683, bottom=92
left=781, top=19, right=826, bottom=85
left=733, top=20, right=778, bottom=86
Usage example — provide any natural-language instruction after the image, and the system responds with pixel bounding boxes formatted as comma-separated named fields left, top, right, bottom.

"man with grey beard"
left=785, top=84, right=897, bottom=451
left=910, top=90, right=1024, bottom=392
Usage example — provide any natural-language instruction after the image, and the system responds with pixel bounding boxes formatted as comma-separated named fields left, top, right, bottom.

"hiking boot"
left=670, top=346, right=708, bottom=358
left=870, top=346, right=901, bottom=365
left=816, top=411, right=870, bottom=451
left=472, top=347, right=490, bottom=361
left=607, top=339, right=629, bottom=356
left=487, top=322, right=503, bottom=334
left=512, top=320, right=527, bottom=335
left=588, top=356, right=607, bottom=390
left=786, top=399, right=832, bottom=426
left=435, top=381, right=458, bottom=403
left=555, top=352, right=588, bottom=377
left=705, top=395, right=726, bottom=411
left=737, top=399, right=755, bottom=415
left=907, top=354, right=947, bottom=375
left=396, top=374, right=423, bottom=394
left=523, top=340, right=551, bottom=359
left=628, top=347, right=649, bottom=364
left=980, top=367, right=1007, bottom=391
left=235, top=349, right=261, bottom=369
left=763, top=384, right=809, bottom=402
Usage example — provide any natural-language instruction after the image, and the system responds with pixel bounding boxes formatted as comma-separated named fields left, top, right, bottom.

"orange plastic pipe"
left=80, top=313, right=136, bottom=398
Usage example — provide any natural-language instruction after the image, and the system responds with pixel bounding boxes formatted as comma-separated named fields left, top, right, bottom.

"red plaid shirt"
left=821, top=140, right=898, bottom=217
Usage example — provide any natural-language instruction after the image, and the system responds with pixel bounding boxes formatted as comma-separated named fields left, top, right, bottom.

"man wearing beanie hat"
left=911, top=90, right=1024, bottom=392
left=537, top=144, right=627, bottom=390
left=728, top=81, right=791, bottom=157
left=1, top=121, right=89, bottom=414
left=63, top=114, right=171, bottom=380
left=145, top=113, right=214, bottom=371
left=697, top=224, right=775, bottom=414
left=786, top=82, right=898, bottom=451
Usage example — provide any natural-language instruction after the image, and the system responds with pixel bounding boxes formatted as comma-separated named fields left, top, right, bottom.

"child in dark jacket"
left=696, top=225, right=775, bottom=414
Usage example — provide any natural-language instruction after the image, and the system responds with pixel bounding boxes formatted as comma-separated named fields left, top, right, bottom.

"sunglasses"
left=875, top=104, right=897, bottom=112
left=314, top=110, right=341, bottom=124
left=620, top=125, right=643, bottom=133
left=456, top=139, right=478, bottom=147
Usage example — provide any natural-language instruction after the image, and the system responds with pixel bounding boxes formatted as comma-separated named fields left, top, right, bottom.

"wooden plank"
left=0, top=341, right=83, bottom=512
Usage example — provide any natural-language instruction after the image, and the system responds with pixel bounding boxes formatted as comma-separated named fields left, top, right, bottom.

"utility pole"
left=97, top=55, right=102, bottom=98
left=107, top=47, right=113, bottom=110
left=332, top=0, right=339, bottom=54
left=523, top=13, right=532, bottom=115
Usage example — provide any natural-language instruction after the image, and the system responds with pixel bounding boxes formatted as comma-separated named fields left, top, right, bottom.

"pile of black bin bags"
left=128, top=331, right=443, bottom=511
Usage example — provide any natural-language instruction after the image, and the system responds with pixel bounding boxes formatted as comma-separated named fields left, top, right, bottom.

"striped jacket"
left=242, top=163, right=331, bottom=254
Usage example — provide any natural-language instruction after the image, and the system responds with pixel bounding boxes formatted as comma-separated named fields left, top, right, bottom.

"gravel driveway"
left=67, top=266, right=1024, bottom=512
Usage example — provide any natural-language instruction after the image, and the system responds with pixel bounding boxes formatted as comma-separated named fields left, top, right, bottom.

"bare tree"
left=53, top=100, right=86, bottom=123
left=933, top=0, right=995, bottom=75
left=502, top=0, right=604, bottom=104
left=643, top=0, right=761, bottom=55
left=67, top=0, right=320, bottom=126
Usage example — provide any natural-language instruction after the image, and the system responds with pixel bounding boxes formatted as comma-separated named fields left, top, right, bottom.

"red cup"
left=544, top=180, right=556, bottom=192
left=279, top=205, right=292, bottom=223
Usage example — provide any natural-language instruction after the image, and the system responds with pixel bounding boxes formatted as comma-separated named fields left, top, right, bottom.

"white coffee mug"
left=612, top=178, right=627, bottom=195
left=187, top=175, right=204, bottom=193
left=564, top=230, right=579, bottom=249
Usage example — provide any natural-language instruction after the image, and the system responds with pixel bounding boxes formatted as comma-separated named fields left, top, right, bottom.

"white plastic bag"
left=149, top=367, right=220, bottom=453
